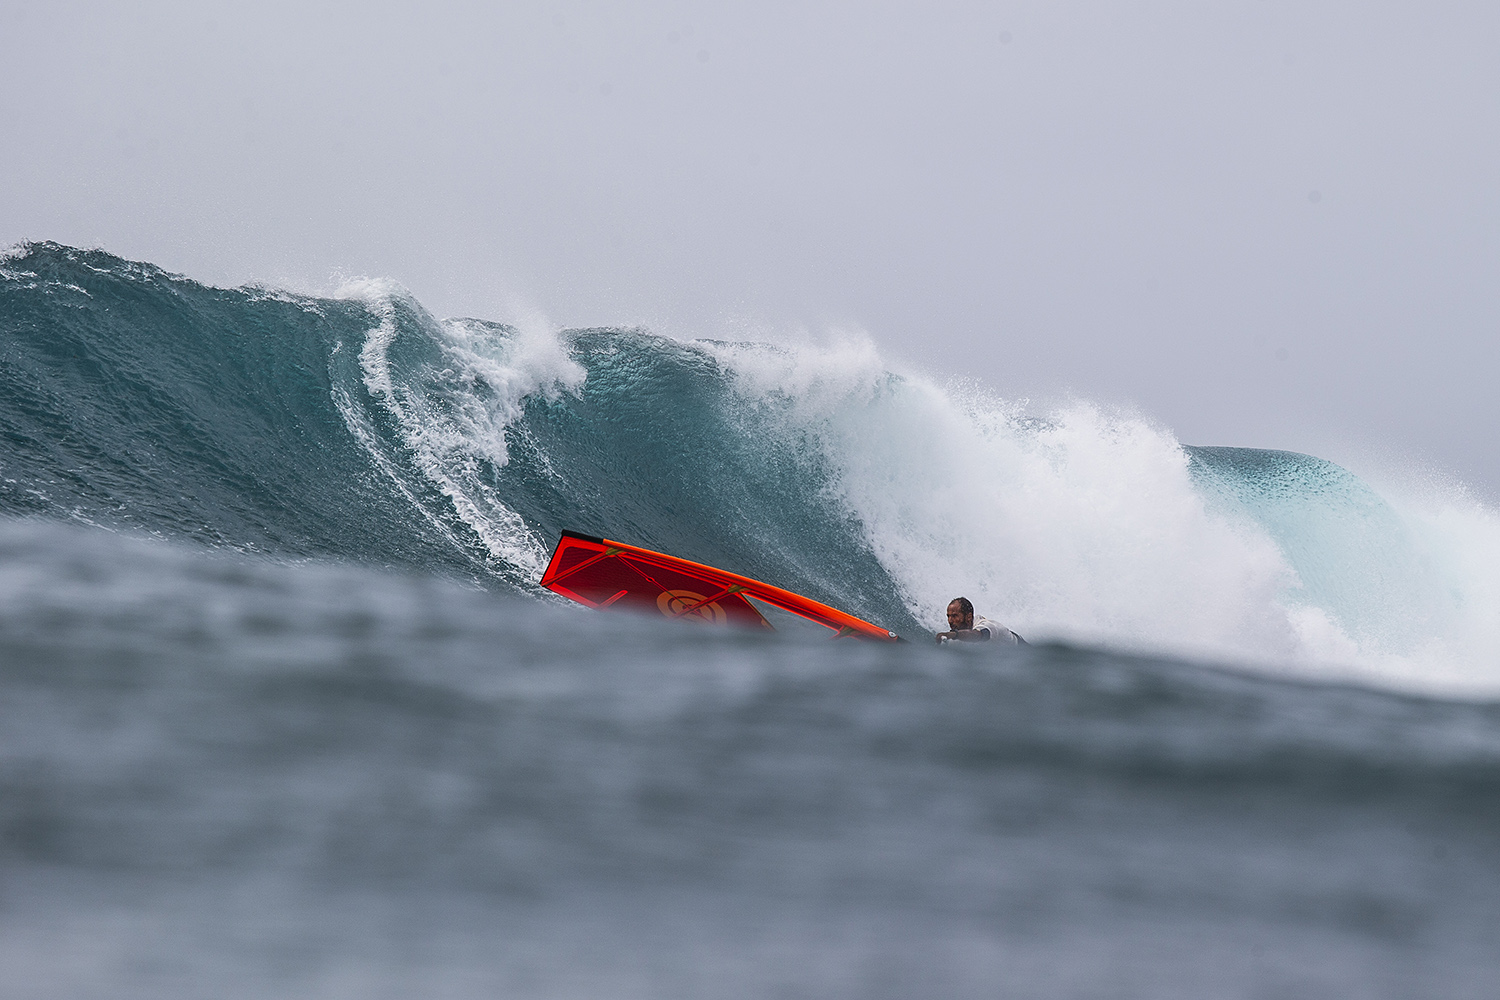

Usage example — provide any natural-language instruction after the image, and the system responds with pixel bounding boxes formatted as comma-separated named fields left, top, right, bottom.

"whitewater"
left=3, top=243, right=1498, bottom=998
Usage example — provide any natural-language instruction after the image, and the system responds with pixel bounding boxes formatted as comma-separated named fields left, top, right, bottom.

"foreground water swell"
left=2, top=521, right=1498, bottom=999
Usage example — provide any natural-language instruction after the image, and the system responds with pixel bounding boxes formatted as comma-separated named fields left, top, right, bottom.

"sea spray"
left=709, top=338, right=1294, bottom=655
left=702, top=335, right=1500, bottom=693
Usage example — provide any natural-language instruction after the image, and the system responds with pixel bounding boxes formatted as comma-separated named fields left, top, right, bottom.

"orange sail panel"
left=539, top=531, right=900, bottom=641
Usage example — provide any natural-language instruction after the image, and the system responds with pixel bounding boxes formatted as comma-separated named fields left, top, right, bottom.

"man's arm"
left=935, top=627, right=991, bottom=643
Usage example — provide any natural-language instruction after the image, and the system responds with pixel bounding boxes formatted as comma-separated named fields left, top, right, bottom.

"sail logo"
left=656, top=589, right=728, bottom=625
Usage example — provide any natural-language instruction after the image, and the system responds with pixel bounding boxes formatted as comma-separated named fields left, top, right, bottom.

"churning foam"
left=1348, top=485, right=1500, bottom=695
left=336, top=279, right=583, bottom=580
left=708, top=334, right=1500, bottom=696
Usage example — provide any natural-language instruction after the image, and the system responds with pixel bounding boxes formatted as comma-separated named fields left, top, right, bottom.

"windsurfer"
left=935, top=596, right=1024, bottom=645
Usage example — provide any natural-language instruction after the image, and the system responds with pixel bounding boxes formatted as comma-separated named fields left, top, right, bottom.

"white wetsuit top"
left=973, top=615, right=1020, bottom=644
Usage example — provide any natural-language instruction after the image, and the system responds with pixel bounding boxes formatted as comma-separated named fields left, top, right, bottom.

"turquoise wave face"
left=0, top=244, right=474, bottom=572
left=490, top=330, right=919, bottom=629
left=0, top=244, right=919, bottom=631
left=1185, top=447, right=1453, bottom=655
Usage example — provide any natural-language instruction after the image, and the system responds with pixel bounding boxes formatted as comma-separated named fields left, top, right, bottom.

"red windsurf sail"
left=539, top=531, right=901, bottom=641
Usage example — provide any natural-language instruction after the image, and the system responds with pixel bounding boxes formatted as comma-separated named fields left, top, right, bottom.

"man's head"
left=946, top=597, right=974, bottom=631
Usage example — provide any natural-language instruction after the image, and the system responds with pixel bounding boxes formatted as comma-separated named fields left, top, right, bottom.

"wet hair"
left=948, top=596, right=973, bottom=616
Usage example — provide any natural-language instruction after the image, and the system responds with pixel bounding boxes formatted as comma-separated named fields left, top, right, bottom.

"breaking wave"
left=3, top=242, right=1498, bottom=693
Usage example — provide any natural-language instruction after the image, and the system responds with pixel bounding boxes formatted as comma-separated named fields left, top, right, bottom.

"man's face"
left=946, top=602, right=972, bottom=630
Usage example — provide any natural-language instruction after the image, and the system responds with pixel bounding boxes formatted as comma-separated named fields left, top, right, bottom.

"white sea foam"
left=1346, top=488, right=1500, bottom=694
left=709, top=333, right=1500, bottom=696
left=335, top=279, right=583, bottom=581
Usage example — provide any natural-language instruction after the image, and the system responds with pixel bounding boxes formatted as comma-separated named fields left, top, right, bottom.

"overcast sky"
left=5, top=1, right=1497, bottom=495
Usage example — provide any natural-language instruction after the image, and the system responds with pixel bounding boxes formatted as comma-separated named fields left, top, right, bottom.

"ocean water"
left=2, top=243, right=1498, bottom=998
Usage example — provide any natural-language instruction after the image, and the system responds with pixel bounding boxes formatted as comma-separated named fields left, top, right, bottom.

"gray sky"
left=5, top=1, right=1498, bottom=496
